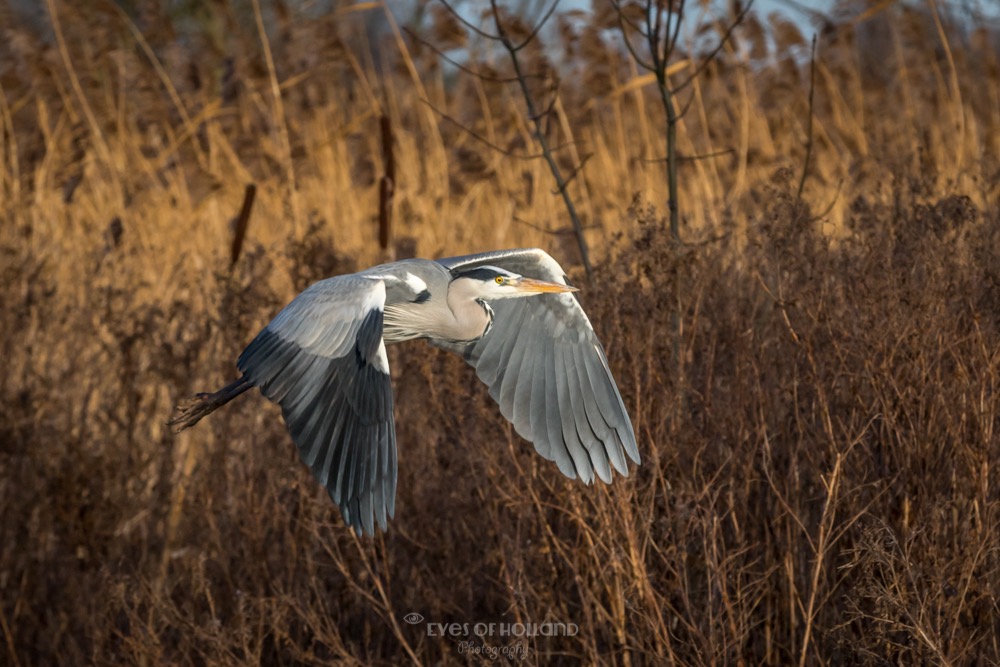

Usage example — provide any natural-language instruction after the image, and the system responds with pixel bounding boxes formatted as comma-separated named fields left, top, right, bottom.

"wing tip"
left=340, top=499, right=387, bottom=538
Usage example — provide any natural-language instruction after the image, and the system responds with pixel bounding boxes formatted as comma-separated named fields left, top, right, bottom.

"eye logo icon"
left=403, top=613, right=424, bottom=625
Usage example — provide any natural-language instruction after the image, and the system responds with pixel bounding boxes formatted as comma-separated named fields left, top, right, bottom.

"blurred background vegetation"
left=2, top=0, right=1000, bottom=664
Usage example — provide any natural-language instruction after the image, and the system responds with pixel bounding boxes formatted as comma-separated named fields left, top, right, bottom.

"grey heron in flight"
left=170, top=248, right=640, bottom=535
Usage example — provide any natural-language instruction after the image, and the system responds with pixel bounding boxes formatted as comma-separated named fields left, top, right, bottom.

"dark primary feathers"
left=235, top=275, right=397, bottom=535
left=175, top=248, right=639, bottom=535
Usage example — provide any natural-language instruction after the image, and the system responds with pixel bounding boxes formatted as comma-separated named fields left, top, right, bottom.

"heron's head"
left=450, top=265, right=578, bottom=300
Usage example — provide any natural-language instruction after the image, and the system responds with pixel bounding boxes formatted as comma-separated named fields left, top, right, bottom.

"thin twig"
left=438, top=0, right=502, bottom=41
left=419, top=97, right=577, bottom=159
left=551, top=152, right=593, bottom=194
left=347, top=535, right=423, bottom=667
left=798, top=452, right=845, bottom=667
left=0, top=601, right=21, bottom=667
left=807, top=177, right=844, bottom=223
left=796, top=35, right=818, bottom=204
left=667, top=0, right=687, bottom=60
left=675, top=85, right=702, bottom=121
left=533, top=77, right=561, bottom=126
left=673, top=0, right=757, bottom=93
left=402, top=26, right=547, bottom=83
left=511, top=0, right=562, bottom=52
left=609, top=0, right=648, bottom=39
left=489, top=0, right=593, bottom=279
left=616, top=9, right=655, bottom=71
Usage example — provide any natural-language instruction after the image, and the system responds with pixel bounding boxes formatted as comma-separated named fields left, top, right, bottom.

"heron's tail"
left=168, top=376, right=253, bottom=433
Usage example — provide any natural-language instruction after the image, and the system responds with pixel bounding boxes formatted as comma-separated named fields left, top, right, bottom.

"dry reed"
left=2, top=1, right=999, bottom=664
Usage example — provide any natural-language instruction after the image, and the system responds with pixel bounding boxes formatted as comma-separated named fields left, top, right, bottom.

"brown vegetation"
left=2, top=1, right=1000, bottom=664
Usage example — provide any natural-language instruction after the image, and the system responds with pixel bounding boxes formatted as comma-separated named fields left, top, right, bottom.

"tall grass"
left=2, top=1, right=999, bottom=664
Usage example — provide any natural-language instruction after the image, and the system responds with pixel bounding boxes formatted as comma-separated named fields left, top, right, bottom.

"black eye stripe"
left=454, top=267, right=505, bottom=282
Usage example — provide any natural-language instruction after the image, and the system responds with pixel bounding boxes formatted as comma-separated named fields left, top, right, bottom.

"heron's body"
left=171, top=248, right=640, bottom=535
left=376, top=258, right=495, bottom=344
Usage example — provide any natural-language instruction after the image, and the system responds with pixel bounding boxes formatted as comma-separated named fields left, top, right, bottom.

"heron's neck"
left=443, top=279, right=494, bottom=343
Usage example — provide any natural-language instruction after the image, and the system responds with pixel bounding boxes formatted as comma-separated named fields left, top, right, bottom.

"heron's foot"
left=168, top=394, right=215, bottom=433
left=167, top=377, right=252, bottom=434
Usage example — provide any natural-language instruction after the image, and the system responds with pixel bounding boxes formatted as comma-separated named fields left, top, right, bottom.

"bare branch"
left=649, top=0, right=664, bottom=71
left=512, top=0, right=562, bottom=52
left=419, top=97, right=579, bottom=160
left=488, top=0, right=593, bottom=280
left=667, top=0, right=688, bottom=61
left=807, top=177, right=844, bottom=224
left=438, top=0, right=501, bottom=41
left=673, top=0, right=756, bottom=94
left=609, top=0, right=649, bottom=38
left=617, top=10, right=655, bottom=71
left=533, top=78, right=561, bottom=130
left=796, top=35, right=818, bottom=204
left=402, top=27, right=547, bottom=83
left=674, top=85, right=700, bottom=121
left=550, top=152, right=594, bottom=194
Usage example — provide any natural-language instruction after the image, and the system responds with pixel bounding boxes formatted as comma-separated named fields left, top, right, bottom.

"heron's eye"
left=495, top=276, right=504, bottom=284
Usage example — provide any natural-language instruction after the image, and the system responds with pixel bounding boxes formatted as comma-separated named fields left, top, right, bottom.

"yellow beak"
left=513, top=277, right=579, bottom=293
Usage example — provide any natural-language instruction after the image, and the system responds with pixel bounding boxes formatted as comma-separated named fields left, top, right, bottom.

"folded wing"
left=237, top=275, right=396, bottom=535
left=435, top=248, right=640, bottom=483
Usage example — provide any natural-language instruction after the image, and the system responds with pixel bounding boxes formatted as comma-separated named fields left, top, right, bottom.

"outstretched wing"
left=237, top=275, right=396, bottom=535
left=435, top=248, right=640, bottom=484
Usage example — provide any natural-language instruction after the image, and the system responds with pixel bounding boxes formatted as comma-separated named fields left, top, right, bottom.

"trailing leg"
left=168, top=376, right=253, bottom=432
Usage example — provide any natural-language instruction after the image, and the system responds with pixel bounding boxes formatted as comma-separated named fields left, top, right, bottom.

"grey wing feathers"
left=436, top=248, right=640, bottom=483
left=237, top=276, right=396, bottom=536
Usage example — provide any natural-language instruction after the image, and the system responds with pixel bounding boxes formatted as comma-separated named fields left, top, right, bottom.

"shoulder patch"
left=403, top=272, right=427, bottom=294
